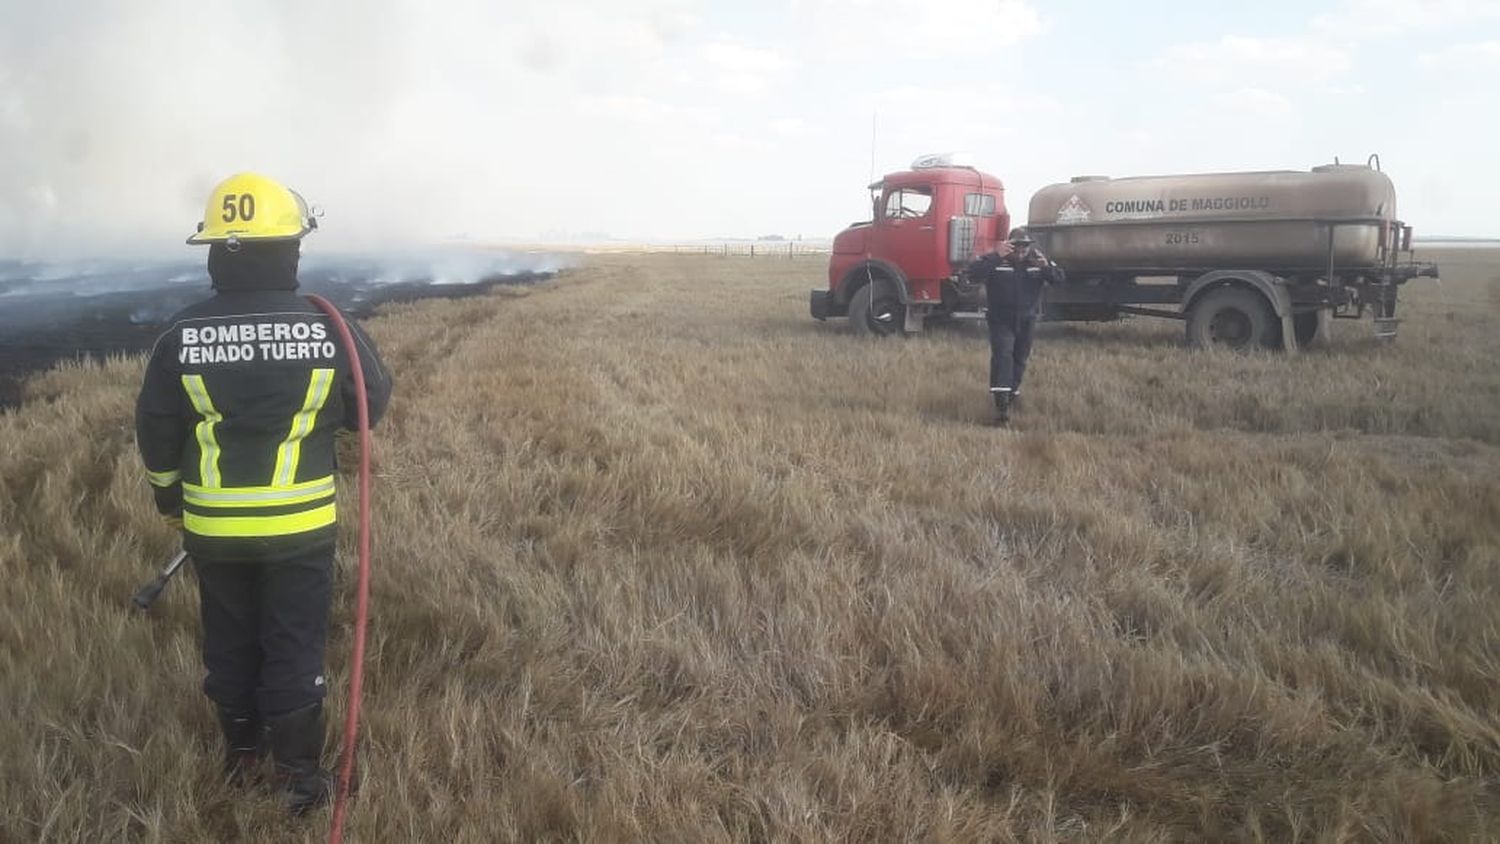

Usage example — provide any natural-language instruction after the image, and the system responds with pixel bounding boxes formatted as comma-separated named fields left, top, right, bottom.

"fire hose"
left=131, top=294, right=372, bottom=844
left=308, top=293, right=371, bottom=844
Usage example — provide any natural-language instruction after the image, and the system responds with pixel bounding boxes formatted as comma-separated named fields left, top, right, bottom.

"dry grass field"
left=2, top=246, right=1498, bottom=842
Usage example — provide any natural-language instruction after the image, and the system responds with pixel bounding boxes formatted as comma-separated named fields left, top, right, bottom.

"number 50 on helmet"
left=187, top=172, right=317, bottom=246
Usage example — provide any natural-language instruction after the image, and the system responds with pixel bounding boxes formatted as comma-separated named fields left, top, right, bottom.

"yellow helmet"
left=187, top=172, right=317, bottom=245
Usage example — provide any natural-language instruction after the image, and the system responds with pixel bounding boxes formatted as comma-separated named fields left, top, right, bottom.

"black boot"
left=216, top=708, right=264, bottom=787
left=267, top=703, right=334, bottom=816
left=991, top=391, right=1012, bottom=426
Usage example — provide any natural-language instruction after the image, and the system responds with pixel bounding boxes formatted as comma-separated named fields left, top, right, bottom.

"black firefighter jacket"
left=968, top=249, right=1066, bottom=319
left=136, top=243, right=392, bottom=562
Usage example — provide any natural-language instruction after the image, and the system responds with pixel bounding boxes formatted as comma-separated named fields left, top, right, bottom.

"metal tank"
left=1027, top=164, right=1400, bottom=274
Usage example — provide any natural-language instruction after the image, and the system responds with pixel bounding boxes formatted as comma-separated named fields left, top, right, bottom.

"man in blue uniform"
left=967, top=227, right=1065, bottom=425
left=135, top=173, right=392, bottom=814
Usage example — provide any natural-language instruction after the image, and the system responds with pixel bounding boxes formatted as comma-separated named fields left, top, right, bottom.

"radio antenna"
left=869, top=112, right=878, bottom=185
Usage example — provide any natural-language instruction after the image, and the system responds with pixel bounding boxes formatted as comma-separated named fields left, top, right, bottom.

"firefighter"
left=969, top=226, right=1064, bottom=425
left=135, top=173, right=392, bottom=814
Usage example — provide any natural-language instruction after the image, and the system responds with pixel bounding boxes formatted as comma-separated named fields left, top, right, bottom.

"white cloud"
left=1219, top=86, right=1297, bottom=118
left=710, top=132, right=767, bottom=151
left=1314, top=0, right=1500, bottom=37
left=713, top=73, right=775, bottom=96
left=1145, top=34, right=1351, bottom=127
left=0, top=65, right=24, bottom=130
left=1151, top=36, right=1354, bottom=84
left=859, top=84, right=1061, bottom=174
left=1419, top=39, right=1500, bottom=68
left=586, top=95, right=711, bottom=125
left=699, top=42, right=795, bottom=75
left=0, top=93, right=23, bottom=130
left=697, top=41, right=796, bottom=95
left=874, top=83, right=1063, bottom=117
left=771, top=118, right=807, bottom=136
left=792, top=0, right=1043, bottom=56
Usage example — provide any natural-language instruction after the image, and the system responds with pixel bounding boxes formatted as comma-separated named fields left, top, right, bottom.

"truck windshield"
left=884, top=188, right=932, bottom=220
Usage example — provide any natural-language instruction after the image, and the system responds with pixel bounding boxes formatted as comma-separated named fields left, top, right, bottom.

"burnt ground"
left=0, top=258, right=555, bottom=408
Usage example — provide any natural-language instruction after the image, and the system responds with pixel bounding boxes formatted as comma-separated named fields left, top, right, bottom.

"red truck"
left=810, top=153, right=1009, bottom=335
left=810, top=154, right=1438, bottom=349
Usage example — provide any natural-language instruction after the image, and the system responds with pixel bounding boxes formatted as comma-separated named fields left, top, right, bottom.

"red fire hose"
left=306, top=295, right=371, bottom=844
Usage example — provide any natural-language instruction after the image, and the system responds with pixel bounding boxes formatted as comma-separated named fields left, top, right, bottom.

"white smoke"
left=0, top=0, right=698, bottom=259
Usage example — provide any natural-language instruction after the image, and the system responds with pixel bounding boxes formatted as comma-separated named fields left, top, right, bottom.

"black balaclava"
left=207, top=240, right=302, bottom=292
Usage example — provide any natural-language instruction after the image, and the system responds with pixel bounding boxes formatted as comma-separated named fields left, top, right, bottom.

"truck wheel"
left=1293, top=311, right=1320, bottom=347
left=1186, top=286, right=1278, bottom=350
left=849, top=283, right=904, bottom=337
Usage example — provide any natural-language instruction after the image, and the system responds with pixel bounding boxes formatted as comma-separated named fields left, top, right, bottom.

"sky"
left=1, top=0, right=1497, bottom=256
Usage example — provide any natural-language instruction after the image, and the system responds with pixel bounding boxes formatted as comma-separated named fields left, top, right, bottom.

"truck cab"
left=810, top=153, right=1009, bottom=335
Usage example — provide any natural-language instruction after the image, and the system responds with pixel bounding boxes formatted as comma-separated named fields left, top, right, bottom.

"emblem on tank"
left=1056, top=194, right=1091, bottom=224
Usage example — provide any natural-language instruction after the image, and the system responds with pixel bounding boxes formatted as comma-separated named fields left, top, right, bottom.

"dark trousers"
left=194, top=544, right=334, bottom=718
left=988, top=308, right=1036, bottom=393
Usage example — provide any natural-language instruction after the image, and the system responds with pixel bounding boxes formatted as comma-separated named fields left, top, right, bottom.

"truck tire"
left=1293, top=311, right=1320, bottom=347
left=1186, top=286, right=1279, bottom=350
left=849, top=282, right=904, bottom=337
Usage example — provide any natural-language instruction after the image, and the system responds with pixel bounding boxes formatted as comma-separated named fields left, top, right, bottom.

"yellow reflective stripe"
left=181, top=375, right=222, bottom=487
left=146, top=468, right=181, bottom=487
left=184, top=476, right=336, bottom=507
left=184, top=502, right=337, bottom=538
left=273, top=368, right=335, bottom=487
left=184, top=475, right=334, bottom=495
left=183, top=476, right=333, bottom=500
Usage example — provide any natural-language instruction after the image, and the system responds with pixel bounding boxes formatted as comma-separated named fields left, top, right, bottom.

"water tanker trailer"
left=811, top=154, right=1438, bottom=349
left=1028, top=157, right=1438, bottom=349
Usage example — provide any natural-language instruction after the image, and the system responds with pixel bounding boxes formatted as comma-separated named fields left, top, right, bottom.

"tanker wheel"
left=1293, top=311, right=1320, bottom=347
left=1186, top=286, right=1278, bottom=350
left=849, top=282, right=904, bottom=337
